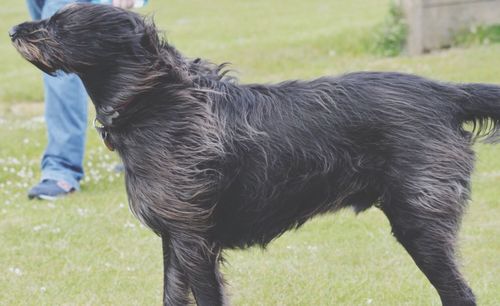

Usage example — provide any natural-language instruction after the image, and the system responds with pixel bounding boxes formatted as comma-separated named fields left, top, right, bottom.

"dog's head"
left=10, top=3, right=221, bottom=126
left=10, top=3, right=162, bottom=76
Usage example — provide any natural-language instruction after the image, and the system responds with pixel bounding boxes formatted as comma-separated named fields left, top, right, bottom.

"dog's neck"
left=80, top=52, right=192, bottom=127
left=81, top=52, right=232, bottom=128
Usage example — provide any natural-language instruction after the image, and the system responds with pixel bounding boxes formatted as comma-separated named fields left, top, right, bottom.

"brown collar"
left=93, top=118, right=115, bottom=151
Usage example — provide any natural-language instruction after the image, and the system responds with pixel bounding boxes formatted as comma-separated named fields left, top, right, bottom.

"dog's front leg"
left=162, top=234, right=191, bottom=306
left=170, top=238, right=226, bottom=306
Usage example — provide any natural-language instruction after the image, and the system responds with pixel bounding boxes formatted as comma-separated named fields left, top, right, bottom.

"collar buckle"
left=93, top=117, right=115, bottom=151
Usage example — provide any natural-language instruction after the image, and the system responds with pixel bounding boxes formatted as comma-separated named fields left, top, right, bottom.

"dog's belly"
left=213, top=173, right=380, bottom=249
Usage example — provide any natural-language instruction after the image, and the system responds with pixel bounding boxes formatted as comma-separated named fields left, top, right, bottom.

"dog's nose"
left=8, top=25, right=19, bottom=40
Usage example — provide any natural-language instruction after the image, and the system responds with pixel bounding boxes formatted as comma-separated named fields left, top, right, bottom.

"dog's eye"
left=48, top=14, right=59, bottom=24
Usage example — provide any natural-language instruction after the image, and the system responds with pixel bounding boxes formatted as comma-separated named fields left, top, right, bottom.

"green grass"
left=0, top=0, right=499, bottom=305
left=455, top=24, right=500, bottom=48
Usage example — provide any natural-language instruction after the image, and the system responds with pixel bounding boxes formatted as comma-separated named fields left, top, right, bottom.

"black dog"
left=10, top=4, right=500, bottom=306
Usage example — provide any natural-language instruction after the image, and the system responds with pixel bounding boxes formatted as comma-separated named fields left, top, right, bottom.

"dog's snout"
left=8, top=25, right=19, bottom=40
left=9, top=21, right=44, bottom=41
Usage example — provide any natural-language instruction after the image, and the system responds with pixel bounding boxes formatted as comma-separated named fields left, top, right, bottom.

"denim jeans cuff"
left=40, top=170, right=81, bottom=191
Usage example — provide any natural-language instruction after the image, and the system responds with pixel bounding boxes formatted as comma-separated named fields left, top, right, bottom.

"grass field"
left=1, top=0, right=499, bottom=305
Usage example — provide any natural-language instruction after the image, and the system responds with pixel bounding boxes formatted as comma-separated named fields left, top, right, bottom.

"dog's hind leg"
left=170, top=238, right=226, bottom=306
left=162, top=235, right=191, bottom=306
left=381, top=177, right=476, bottom=306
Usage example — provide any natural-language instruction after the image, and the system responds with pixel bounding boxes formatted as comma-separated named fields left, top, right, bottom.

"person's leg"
left=26, top=0, right=44, bottom=20
left=29, top=0, right=89, bottom=198
left=40, top=70, right=88, bottom=190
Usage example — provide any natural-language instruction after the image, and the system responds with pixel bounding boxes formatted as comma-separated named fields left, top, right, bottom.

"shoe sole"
left=38, top=195, right=58, bottom=201
left=28, top=194, right=58, bottom=201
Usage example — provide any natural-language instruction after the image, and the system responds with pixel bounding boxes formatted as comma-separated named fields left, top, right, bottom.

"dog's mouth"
left=12, top=40, right=57, bottom=75
left=10, top=23, right=58, bottom=76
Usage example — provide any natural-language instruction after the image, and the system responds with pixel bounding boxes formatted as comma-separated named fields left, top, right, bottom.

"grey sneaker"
left=27, top=179, right=75, bottom=200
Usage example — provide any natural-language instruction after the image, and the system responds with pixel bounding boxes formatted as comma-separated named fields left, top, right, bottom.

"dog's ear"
left=140, top=18, right=160, bottom=54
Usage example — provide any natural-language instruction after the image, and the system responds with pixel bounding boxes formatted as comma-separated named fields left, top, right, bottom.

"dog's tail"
left=455, top=83, right=500, bottom=142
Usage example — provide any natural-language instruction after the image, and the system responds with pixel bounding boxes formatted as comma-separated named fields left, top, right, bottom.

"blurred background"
left=0, top=0, right=499, bottom=305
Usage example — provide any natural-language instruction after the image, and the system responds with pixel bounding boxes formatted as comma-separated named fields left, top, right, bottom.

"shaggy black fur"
left=11, top=4, right=500, bottom=306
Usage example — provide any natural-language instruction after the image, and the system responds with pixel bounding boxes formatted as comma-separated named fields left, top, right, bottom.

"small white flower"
left=76, top=208, right=89, bottom=216
left=8, top=267, right=23, bottom=276
left=124, top=222, right=136, bottom=229
left=307, top=245, right=318, bottom=252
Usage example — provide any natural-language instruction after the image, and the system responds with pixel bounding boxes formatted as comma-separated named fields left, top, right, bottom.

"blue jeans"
left=26, top=0, right=91, bottom=190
